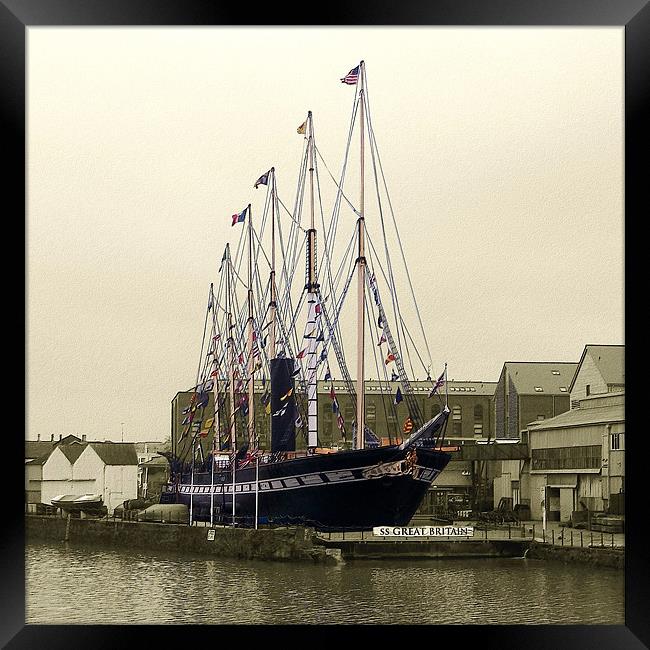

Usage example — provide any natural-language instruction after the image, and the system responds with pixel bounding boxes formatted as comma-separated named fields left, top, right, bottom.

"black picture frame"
left=4, top=1, right=647, bottom=647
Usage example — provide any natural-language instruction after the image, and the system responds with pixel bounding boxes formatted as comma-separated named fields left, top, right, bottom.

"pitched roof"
left=26, top=436, right=84, bottom=460
left=25, top=441, right=55, bottom=460
left=140, top=455, right=169, bottom=467
left=527, top=403, right=625, bottom=430
left=25, top=453, right=51, bottom=466
left=89, top=442, right=139, bottom=466
left=569, top=345, right=625, bottom=392
left=503, top=362, right=578, bottom=395
left=57, top=443, right=87, bottom=464
left=58, top=434, right=82, bottom=445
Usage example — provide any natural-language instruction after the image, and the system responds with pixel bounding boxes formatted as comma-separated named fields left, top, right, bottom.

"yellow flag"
left=297, top=120, right=307, bottom=135
left=265, top=402, right=271, bottom=415
left=203, top=417, right=214, bottom=429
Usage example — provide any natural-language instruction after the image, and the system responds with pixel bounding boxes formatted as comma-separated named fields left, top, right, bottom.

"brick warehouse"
left=171, top=379, right=496, bottom=462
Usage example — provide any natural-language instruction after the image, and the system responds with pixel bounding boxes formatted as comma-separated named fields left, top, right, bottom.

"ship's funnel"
left=270, top=358, right=296, bottom=452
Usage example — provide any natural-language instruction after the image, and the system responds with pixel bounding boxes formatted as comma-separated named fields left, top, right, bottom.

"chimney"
left=51, top=434, right=54, bottom=442
left=37, top=434, right=40, bottom=442
left=58, top=434, right=62, bottom=441
left=82, top=434, right=87, bottom=442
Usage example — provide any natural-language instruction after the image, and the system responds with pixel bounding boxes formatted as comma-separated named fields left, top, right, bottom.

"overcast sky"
left=26, top=27, right=623, bottom=442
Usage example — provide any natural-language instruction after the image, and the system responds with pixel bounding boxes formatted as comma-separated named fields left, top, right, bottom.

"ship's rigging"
left=173, top=61, right=449, bottom=469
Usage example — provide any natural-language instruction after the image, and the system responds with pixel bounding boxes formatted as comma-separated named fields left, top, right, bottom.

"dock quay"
left=25, top=514, right=338, bottom=564
left=314, top=531, right=529, bottom=560
left=25, top=514, right=624, bottom=568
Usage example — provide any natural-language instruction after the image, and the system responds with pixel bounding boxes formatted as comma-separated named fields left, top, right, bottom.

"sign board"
left=207, top=529, right=216, bottom=541
left=373, top=526, right=474, bottom=537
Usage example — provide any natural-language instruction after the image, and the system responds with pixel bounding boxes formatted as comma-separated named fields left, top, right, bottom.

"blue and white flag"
left=428, top=370, right=446, bottom=397
left=254, top=170, right=270, bottom=189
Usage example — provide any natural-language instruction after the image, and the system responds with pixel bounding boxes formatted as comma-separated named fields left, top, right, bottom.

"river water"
left=26, top=541, right=623, bottom=625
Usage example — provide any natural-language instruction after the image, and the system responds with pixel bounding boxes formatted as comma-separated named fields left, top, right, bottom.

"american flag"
left=341, top=65, right=360, bottom=85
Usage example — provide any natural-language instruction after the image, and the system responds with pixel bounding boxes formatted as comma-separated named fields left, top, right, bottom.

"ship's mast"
left=269, top=169, right=277, bottom=360
left=356, top=61, right=366, bottom=450
left=306, top=112, right=319, bottom=449
left=225, top=243, right=236, bottom=454
left=268, top=169, right=277, bottom=450
left=211, top=281, right=221, bottom=452
left=246, top=204, right=255, bottom=451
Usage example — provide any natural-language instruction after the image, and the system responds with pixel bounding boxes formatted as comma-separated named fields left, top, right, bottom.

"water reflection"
left=26, top=542, right=623, bottom=625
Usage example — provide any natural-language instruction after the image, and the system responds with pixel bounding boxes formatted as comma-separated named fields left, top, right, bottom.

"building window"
left=559, top=387, right=567, bottom=392
left=534, top=387, right=543, bottom=392
left=536, top=415, right=545, bottom=420
left=611, top=433, right=620, bottom=450
left=531, top=445, right=601, bottom=470
left=452, top=405, right=462, bottom=436
left=551, top=371, right=560, bottom=375
left=586, top=384, right=590, bottom=396
left=366, top=402, right=376, bottom=423
left=473, top=404, right=483, bottom=436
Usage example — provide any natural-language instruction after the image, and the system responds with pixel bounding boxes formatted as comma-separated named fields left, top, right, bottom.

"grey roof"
left=569, top=345, right=625, bottom=392
left=527, top=403, right=625, bottom=430
left=58, top=435, right=83, bottom=445
left=25, top=441, right=55, bottom=460
left=140, top=455, right=169, bottom=467
left=89, top=442, right=139, bottom=466
left=25, top=453, right=51, bottom=466
left=58, top=443, right=87, bottom=464
left=503, top=362, right=578, bottom=395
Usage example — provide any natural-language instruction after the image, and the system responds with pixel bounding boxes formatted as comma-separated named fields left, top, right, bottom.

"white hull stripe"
left=166, top=464, right=441, bottom=496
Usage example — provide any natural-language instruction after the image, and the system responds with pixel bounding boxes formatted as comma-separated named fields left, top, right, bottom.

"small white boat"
left=51, top=494, right=104, bottom=512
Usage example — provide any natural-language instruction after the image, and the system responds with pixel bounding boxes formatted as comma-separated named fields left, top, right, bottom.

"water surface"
left=26, top=541, right=623, bottom=625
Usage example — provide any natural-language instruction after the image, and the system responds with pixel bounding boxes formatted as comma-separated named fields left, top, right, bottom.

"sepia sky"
left=26, top=27, right=624, bottom=442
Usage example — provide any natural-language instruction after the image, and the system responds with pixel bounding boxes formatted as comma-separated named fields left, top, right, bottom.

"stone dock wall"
left=25, top=515, right=338, bottom=563
left=317, top=538, right=530, bottom=560
left=525, top=541, right=624, bottom=569
left=26, top=516, right=623, bottom=568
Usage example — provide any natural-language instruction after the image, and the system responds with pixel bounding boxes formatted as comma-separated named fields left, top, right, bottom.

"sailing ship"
left=160, top=62, right=452, bottom=531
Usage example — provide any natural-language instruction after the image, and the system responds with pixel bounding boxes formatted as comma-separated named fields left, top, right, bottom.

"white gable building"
left=29, top=440, right=138, bottom=514
left=74, top=443, right=139, bottom=513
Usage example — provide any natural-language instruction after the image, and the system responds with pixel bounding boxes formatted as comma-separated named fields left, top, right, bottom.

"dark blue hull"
left=161, top=445, right=451, bottom=531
